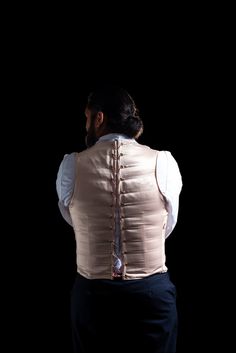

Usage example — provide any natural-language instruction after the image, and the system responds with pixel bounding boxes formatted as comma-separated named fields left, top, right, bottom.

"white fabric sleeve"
left=156, top=151, right=183, bottom=238
left=56, top=152, right=77, bottom=226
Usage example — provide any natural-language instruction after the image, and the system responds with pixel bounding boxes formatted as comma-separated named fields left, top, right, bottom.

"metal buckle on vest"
left=112, top=273, right=123, bottom=281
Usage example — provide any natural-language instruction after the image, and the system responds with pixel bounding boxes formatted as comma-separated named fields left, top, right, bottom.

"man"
left=56, top=85, right=182, bottom=353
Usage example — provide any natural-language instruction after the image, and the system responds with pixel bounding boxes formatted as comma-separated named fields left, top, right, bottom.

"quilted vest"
left=69, top=139, right=168, bottom=280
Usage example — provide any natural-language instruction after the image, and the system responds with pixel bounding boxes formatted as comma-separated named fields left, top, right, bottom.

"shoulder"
left=61, top=152, right=78, bottom=163
left=134, top=141, right=160, bottom=154
left=157, top=150, right=179, bottom=164
left=58, top=152, right=78, bottom=172
left=156, top=151, right=182, bottom=179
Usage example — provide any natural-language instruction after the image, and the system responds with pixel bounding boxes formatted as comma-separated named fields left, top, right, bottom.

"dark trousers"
left=71, top=272, right=177, bottom=353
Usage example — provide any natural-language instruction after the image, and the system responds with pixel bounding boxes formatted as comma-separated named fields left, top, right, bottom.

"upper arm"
left=156, top=150, right=182, bottom=198
left=156, top=150, right=183, bottom=237
left=56, top=152, right=77, bottom=206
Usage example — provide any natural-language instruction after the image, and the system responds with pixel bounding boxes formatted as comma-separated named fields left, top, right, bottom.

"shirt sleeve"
left=56, top=152, right=77, bottom=226
left=156, top=151, right=183, bottom=238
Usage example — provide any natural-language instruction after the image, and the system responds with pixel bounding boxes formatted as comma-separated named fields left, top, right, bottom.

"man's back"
left=69, top=139, right=168, bottom=280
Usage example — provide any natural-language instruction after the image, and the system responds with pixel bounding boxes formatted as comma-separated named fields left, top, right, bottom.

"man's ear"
left=95, top=112, right=104, bottom=128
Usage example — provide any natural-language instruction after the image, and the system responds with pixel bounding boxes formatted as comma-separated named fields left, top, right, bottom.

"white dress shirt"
left=56, top=134, right=183, bottom=239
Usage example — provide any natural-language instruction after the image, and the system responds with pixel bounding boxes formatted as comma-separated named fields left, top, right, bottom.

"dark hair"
left=87, top=84, right=144, bottom=139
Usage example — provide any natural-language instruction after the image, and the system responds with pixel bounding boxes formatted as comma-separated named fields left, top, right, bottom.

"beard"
left=85, top=119, right=98, bottom=148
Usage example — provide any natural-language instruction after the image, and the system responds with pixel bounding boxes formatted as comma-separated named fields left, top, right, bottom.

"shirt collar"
left=97, top=133, right=135, bottom=142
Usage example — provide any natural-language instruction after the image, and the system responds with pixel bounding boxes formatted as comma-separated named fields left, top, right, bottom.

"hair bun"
left=127, top=115, right=138, bottom=120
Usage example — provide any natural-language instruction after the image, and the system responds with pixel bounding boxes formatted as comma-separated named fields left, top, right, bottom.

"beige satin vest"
left=69, top=139, right=168, bottom=280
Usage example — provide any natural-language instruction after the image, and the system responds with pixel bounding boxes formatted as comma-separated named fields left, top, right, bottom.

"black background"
left=4, top=11, right=228, bottom=352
